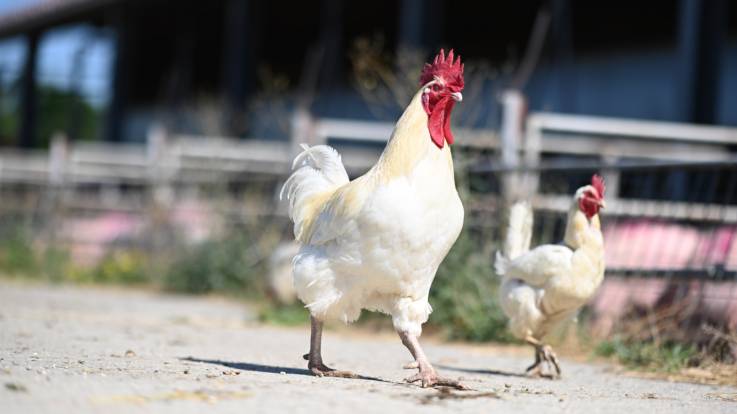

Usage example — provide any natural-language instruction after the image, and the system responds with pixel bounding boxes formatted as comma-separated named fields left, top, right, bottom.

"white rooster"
left=280, top=50, right=465, bottom=387
left=495, top=175, right=606, bottom=378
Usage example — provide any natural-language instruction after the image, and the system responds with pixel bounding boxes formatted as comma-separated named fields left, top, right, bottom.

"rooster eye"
left=432, top=84, right=441, bottom=92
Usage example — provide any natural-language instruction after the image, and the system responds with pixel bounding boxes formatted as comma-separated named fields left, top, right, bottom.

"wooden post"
left=289, top=107, right=315, bottom=157
left=500, top=89, right=525, bottom=201
left=147, top=124, right=171, bottom=206
left=45, top=132, right=69, bottom=246
left=146, top=124, right=172, bottom=253
left=49, top=132, right=68, bottom=187
left=602, top=155, right=620, bottom=202
left=523, top=114, right=542, bottom=197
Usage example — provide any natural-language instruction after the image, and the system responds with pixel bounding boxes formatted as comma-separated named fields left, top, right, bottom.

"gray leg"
left=526, top=345, right=543, bottom=374
left=398, top=330, right=467, bottom=389
left=305, top=316, right=357, bottom=378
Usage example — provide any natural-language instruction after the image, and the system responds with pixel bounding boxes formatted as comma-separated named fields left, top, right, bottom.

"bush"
left=88, top=250, right=150, bottom=284
left=258, top=302, right=310, bottom=326
left=429, top=230, right=516, bottom=342
left=0, top=225, right=39, bottom=276
left=595, top=336, right=697, bottom=372
left=163, top=230, right=268, bottom=296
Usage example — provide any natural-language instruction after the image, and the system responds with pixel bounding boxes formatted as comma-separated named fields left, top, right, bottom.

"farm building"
left=0, top=0, right=735, bottom=146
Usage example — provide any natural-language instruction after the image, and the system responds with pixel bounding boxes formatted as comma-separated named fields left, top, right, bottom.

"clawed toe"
left=405, top=371, right=468, bottom=390
left=309, top=362, right=358, bottom=379
left=404, top=372, right=423, bottom=383
left=321, top=369, right=359, bottom=378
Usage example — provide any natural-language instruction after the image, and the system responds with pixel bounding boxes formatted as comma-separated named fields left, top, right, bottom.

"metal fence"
left=474, top=161, right=737, bottom=345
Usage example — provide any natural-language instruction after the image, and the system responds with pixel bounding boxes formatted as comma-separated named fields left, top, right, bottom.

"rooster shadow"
left=436, top=364, right=527, bottom=378
left=180, top=357, right=391, bottom=383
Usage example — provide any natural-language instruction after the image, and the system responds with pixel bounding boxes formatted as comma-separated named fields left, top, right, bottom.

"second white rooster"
left=495, top=175, right=606, bottom=378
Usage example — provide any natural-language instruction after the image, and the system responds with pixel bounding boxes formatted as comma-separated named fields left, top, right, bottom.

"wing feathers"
left=280, top=145, right=350, bottom=242
left=500, top=245, right=573, bottom=287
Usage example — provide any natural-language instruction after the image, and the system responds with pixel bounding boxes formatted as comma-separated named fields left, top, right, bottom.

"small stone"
left=183, top=370, right=190, bottom=375
left=5, top=382, right=27, bottom=392
left=643, top=393, right=657, bottom=399
left=124, top=350, right=136, bottom=357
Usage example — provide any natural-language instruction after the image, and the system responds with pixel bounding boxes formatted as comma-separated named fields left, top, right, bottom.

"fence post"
left=602, top=155, right=620, bottom=201
left=46, top=132, right=69, bottom=248
left=146, top=124, right=173, bottom=253
left=290, top=107, right=315, bottom=158
left=523, top=114, right=542, bottom=197
left=500, top=89, right=526, bottom=201
left=49, top=132, right=68, bottom=187
left=147, top=124, right=172, bottom=207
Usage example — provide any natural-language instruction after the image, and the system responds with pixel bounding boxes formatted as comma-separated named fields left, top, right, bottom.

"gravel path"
left=1, top=280, right=735, bottom=413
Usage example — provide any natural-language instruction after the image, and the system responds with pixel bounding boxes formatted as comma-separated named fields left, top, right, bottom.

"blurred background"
left=0, top=0, right=735, bottom=380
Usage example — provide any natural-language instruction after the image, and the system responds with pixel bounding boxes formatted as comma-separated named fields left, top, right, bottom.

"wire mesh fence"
left=465, top=158, right=737, bottom=365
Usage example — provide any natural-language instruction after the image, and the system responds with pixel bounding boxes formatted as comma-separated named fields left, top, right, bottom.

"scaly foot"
left=405, top=366, right=469, bottom=390
left=541, top=345, right=561, bottom=378
left=309, top=362, right=358, bottom=378
left=303, top=353, right=358, bottom=378
left=525, top=345, right=561, bottom=379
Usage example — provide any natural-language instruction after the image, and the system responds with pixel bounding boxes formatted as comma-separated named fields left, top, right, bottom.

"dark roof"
left=0, top=0, right=124, bottom=39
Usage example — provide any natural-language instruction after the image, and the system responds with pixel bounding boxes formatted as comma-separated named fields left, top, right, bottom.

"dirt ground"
left=1, top=280, right=735, bottom=413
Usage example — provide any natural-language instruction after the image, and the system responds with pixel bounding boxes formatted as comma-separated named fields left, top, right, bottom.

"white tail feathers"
left=280, top=144, right=349, bottom=241
left=504, top=201, right=533, bottom=259
left=495, top=201, right=533, bottom=277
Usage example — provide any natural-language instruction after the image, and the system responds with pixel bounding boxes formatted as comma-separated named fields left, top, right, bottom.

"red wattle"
left=428, top=96, right=449, bottom=148
left=443, top=99, right=455, bottom=145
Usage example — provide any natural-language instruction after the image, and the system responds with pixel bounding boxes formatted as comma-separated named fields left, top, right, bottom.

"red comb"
left=591, top=174, right=606, bottom=198
left=419, top=48, right=465, bottom=88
